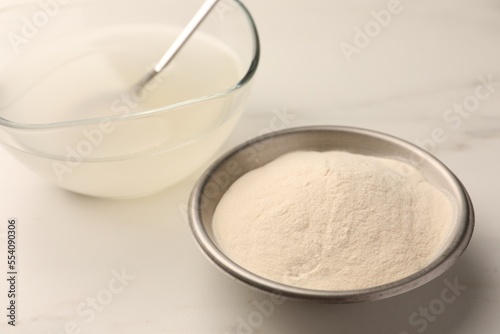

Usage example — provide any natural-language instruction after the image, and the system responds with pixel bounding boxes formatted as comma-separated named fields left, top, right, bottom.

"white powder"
left=213, top=151, right=454, bottom=290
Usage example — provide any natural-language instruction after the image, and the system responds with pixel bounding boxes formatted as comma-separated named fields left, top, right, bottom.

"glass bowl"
left=0, top=0, right=259, bottom=198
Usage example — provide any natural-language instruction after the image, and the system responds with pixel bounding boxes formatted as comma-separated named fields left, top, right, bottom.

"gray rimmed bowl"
left=188, top=126, right=474, bottom=303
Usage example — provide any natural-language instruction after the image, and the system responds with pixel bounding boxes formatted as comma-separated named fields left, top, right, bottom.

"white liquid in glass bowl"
left=0, top=25, right=251, bottom=198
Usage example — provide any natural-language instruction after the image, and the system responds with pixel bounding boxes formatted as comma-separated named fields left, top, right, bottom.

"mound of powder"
left=212, top=151, right=454, bottom=290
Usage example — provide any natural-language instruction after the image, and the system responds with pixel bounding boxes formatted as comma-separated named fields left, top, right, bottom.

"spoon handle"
left=138, top=0, right=220, bottom=88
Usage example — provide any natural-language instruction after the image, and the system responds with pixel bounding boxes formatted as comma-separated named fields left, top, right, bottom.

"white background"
left=1, top=0, right=499, bottom=333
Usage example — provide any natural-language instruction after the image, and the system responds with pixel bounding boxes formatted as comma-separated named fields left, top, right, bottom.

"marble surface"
left=1, top=0, right=500, bottom=333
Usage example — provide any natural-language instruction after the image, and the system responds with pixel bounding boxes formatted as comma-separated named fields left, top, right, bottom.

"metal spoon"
left=77, top=0, right=220, bottom=115
left=134, top=0, right=220, bottom=90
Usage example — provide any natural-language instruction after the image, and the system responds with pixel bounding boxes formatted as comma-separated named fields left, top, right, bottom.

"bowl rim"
left=0, top=0, right=260, bottom=130
left=188, top=125, right=475, bottom=303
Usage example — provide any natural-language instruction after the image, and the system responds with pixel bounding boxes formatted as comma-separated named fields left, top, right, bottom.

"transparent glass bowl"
left=0, top=0, right=259, bottom=198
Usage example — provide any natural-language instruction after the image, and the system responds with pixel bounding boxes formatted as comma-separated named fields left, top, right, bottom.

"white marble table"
left=1, top=0, right=499, bottom=333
